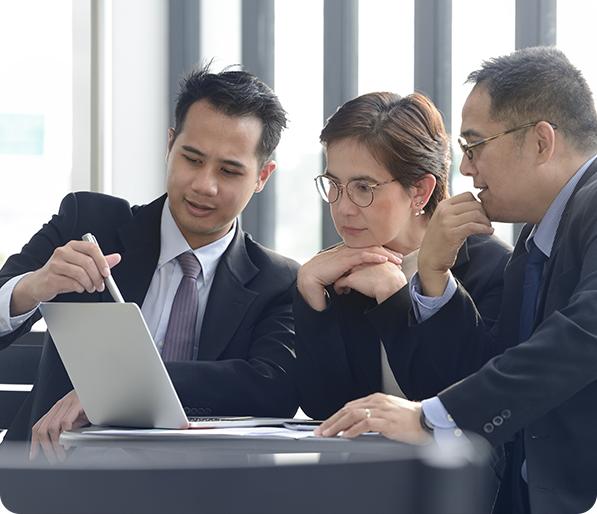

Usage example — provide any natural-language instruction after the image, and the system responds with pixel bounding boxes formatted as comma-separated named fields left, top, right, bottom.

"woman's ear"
left=410, top=174, right=436, bottom=211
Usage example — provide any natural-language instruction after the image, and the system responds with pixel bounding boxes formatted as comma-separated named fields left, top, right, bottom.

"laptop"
left=39, top=302, right=297, bottom=430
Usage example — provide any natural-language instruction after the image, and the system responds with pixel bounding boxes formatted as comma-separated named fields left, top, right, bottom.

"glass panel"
left=200, top=0, right=242, bottom=69
left=358, top=0, right=414, bottom=96
left=0, top=1, right=72, bottom=267
left=452, top=0, right=516, bottom=244
left=558, top=1, right=597, bottom=103
left=275, top=0, right=324, bottom=263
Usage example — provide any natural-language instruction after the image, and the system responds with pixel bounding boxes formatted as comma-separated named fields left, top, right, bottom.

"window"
left=275, top=0, right=324, bottom=263
left=358, top=0, right=414, bottom=96
left=558, top=1, right=597, bottom=97
left=0, top=0, right=72, bottom=266
left=451, top=0, right=516, bottom=244
left=2, top=0, right=591, bottom=267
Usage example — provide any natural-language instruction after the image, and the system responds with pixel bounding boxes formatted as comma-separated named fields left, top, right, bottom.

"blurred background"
left=1, top=0, right=596, bottom=269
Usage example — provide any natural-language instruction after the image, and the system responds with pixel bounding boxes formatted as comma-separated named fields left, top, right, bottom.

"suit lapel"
left=112, top=195, right=165, bottom=306
left=197, top=226, right=260, bottom=360
left=548, top=159, right=597, bottom=261
left=534, top=160, right=597, bottom=328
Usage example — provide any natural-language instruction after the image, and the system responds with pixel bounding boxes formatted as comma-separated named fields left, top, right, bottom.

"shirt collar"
left=158, top=197, right=236, bottom=284
left=528, top=154, right=597, bottom=256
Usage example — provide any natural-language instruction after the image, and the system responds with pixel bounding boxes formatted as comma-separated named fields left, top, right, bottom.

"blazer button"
left=197, top=408, right=206, bottom=415
left=205, top=408, right=212, bottom=415
left=483, top=423, right=494, bottom=433
left=493, top=416, right=504, bottom=426
left=501, top=409, right=511, bottom=419
left=190, top=408, right=198, bottom=416
left=184, top=406, right=191, bottom=415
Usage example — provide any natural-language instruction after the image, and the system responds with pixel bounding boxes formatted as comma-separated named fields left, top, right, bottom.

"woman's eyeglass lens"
left=315, top=175, right=398, bottom=208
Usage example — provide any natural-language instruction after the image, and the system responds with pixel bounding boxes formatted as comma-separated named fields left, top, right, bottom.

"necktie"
left=511, top=238, right=548, bottom=514
left=518, top=239, right=548, bottom=343
left=161, top=252, right=201, bottom=362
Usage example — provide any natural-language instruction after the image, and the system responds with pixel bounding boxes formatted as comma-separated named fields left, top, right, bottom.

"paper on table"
left=80, top=426, right=321, bottom=439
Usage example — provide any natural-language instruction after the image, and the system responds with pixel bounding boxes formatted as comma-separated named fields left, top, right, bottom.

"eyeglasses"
left=314, top=174, right=397, bottom=208
left=458, top=121, right=557, bottom=160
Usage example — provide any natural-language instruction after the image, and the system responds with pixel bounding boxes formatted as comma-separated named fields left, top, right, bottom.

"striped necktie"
left=161, top=252, right=201, bottom=361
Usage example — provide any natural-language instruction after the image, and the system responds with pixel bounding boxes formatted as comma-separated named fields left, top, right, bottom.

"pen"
left=82, top=233, right=125, bottom=303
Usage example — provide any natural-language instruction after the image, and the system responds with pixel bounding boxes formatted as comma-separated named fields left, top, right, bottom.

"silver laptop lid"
left=39, top=302, right=189, bottom=430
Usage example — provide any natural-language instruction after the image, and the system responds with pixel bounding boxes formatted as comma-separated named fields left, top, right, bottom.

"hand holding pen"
left=10, top=234, right=123, bottom=317
left=82, top=233, right=125, bottom=303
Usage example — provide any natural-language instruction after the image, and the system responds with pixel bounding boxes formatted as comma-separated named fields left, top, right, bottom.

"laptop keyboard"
left=187, top=416, right=254, bottom=423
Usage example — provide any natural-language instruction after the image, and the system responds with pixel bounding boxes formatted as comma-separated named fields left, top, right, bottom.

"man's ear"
left=535, top=121, right=556, bottom=165
left=255, top=160, right=276, bottom=193
left=410, top=174, right=436, bottom=210
left=165, top=128, right=175, bottom=162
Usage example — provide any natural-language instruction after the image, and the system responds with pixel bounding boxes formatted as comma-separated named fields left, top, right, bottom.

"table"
left=0, top=427, right=495, bottom=514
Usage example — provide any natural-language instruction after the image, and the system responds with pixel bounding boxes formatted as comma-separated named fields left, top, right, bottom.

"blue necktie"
left=161, top=252, right=201, bottom=362
left=518, top=239, right=548, bottom=343
left=511, top=238, right=548, bottom=513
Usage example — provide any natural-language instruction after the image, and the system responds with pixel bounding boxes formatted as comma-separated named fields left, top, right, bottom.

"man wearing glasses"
left=315, top=46, right=597, bottom=514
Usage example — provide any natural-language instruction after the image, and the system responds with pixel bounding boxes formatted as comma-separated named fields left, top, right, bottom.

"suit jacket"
left=412, top=160, right=597, bottom=513
left=0, top=192, right=300, bottom=441
left=293, top=233, right=512, bottom=420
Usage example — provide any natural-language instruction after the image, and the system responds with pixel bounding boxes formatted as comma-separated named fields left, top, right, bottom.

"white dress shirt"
left=143, top=198, right=235, bottom=359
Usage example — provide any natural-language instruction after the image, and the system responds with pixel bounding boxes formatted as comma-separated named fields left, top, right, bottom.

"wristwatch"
left=420, top=409, right=435, bottom=436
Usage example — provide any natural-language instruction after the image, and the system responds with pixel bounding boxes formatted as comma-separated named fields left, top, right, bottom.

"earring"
left=414, top=201, right=425, bottom=217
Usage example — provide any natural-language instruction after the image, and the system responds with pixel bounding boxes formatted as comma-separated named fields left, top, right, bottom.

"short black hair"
left=173, top=63, right=288, bottom=165
left=467, top=46, right=597, bottom=154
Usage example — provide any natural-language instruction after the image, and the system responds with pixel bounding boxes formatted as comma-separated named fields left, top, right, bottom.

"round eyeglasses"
left=314, top=175, right=398, bottom=208
left=458, top=121, right=557, bottom=160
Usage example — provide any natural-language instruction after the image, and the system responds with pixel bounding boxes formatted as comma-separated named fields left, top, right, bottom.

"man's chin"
left=477, top=199, right=500, bottom=223
left=484, top=208, right=512, bottom=224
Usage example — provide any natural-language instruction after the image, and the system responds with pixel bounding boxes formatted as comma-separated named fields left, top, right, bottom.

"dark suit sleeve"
left=439, top=199, right=597, bottom=448
left=293, top=289, right=374, bottom=420
left=0, top=192, right=135, bottom=349
left=366, top=234, right=512, bottom=400
left=452, top=235, right=513, bottom=335
left=0, top=193, right=82, bottom=348
left=165, top=252, right=300, bottom=419
left=0, top=192, right=137, bottom=441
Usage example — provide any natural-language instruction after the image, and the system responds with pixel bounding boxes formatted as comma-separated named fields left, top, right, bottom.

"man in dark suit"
left=0, top=65, right=300, bottom=464
left=313, top=47, right=597, bottom=513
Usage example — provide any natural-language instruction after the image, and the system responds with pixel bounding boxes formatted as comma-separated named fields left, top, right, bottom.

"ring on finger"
left=365, top=408, right=371, bottom=419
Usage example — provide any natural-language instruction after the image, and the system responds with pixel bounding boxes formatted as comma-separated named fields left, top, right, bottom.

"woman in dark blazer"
left=294, top=92, right=512, bottom=420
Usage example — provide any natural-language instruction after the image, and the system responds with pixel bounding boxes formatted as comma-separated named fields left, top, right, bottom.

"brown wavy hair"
left=320, top=92, right=450, bottom=216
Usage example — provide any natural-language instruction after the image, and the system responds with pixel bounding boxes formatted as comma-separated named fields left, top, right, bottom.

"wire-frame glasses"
left=458, top=121, right=557, bottom=160
left=315, top=174, right=398, bottom=208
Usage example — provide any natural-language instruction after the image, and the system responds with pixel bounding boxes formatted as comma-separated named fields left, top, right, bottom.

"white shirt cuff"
left=0, top=273, right=38, bottom=335
left=409, top=271, right=457, bottom=323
